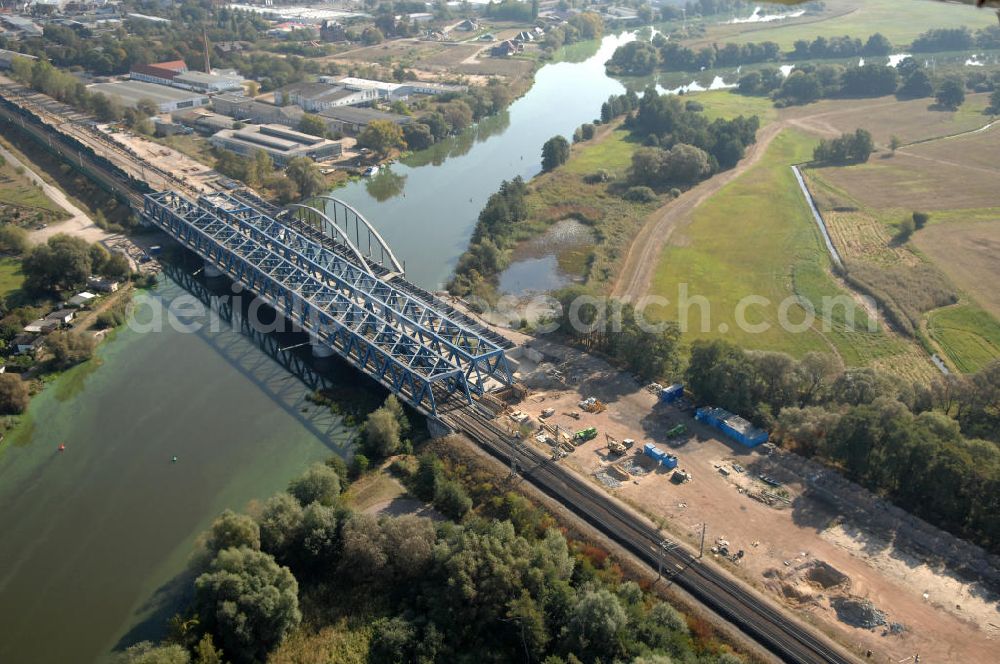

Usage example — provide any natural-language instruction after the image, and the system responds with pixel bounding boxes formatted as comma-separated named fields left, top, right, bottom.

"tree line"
left=113, top=430, right=740, bottom=663
left=448, top=176, right=528, bottom=300
left=683, top=339, right=1000, bottom=553
left=608, top=24, right=1000, bottom=77
left=738, top=57, right=975, bottom=109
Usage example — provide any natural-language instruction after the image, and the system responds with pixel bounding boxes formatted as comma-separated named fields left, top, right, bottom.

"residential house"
left=491, top=40, right=523, bottom=57
left=320, top=20, right=346, bottom=42
left=514, top=31, right=534, bottom=43
left=87, top=277, right=120, bottom=293
left=12, top=334, right=43, bottom=355
left=24, top=319, right=60, bottom=334
left=456, top=19, right=479, bottom=31
left=67, top=292, right=97, bottom=308
left=46, top=309, right=76, bottom=325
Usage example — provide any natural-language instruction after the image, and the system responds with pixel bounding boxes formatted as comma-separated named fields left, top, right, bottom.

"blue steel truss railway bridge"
left=0, top=80, right=856, bottom=664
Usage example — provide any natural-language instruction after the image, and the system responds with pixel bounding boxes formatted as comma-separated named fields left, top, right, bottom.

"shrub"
left=623, top=186, right=657, bottom=203
left=912, top=211, right=930, bottom=229
left=0, top=374, right=29, bottom=414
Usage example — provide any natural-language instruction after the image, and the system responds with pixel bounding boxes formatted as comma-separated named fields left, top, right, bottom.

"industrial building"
left=274, top=81, right=374, bottom=112
left=212, top=94, right=304, bottom=128
left=172, top=70, right=244, bottom=93
left=129, top=60, right=189, bottom=86
left=209, top=123, right=341, bottom=165
left=318, top=106, right=412, bottom=136
left=88, top=80, right=210, bottom=113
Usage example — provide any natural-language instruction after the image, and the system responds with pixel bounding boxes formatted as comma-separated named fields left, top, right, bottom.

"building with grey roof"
left=209, top=123, right=342, bottom=165
left=274, top=81, right=374, bottom=112
left=88, top=80, right=210, bottom=112
left=212, top=94, right=304, bottom=128
left=173, top=70, right=244, bottom=93
left=318, top=106, right=412, bottom=136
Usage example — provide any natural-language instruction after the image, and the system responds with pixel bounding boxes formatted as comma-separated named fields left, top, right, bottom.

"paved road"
left=0, top=142, right=110, bottom=245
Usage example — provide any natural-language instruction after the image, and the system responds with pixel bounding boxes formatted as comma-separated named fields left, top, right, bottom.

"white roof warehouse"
left=88, top=80, right=210, bottom=113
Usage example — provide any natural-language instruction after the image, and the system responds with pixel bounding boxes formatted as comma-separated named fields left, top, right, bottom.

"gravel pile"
left=831, top=598, right=887, bottom=629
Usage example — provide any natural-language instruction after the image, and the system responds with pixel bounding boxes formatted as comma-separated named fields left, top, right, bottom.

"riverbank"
left=0, top=272, right=361, bottom=663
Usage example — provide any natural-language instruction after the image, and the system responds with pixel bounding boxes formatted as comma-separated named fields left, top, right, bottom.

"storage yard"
left=489, top=331, right=1000, bottom=663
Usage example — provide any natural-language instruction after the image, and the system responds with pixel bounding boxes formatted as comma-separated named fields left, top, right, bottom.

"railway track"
left=0, top=78, right=853, bottom=664
left=442, top=408, right=856, bottom=664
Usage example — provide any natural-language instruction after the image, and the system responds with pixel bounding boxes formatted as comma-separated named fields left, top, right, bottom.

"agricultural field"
left=813, top=127, right=999, bottom=211
left=927, top=304, right=1000, bottom=373
left=914, top=217, right=1000, bottom=321
left=785, top=92, right=994, bottom=147
left=700, top=0, right=996, bottom=50
left=646, top=129, right=917, bottom=370
left=802, top=109, right=1000, bottom=374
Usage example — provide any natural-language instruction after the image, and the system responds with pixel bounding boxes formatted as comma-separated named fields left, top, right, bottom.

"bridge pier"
left=202, top=259, right=224, bottom=279
left=426, top=416, right=454, bottom=440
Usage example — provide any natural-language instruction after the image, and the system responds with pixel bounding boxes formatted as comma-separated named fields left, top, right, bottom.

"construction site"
left=469, top=321, right=1000, bottom=664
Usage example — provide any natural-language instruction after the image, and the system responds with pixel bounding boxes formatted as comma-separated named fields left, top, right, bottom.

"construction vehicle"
left=573, top=426, right=598, bottom=443
left=578, top=397, right=607, bottom=413
left=540, top=408, right=555, bottom=419
left=606, top=434, right=626, bottom=456
left=666, top=423, right=687, bottom=438
left=622, top=438, right=635, bottom=450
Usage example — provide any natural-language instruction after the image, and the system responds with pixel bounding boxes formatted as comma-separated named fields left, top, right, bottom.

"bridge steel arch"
left=286, top=195, right=404, bottom=275
left=279, top=203, right=376, bottom=278
left=142, top=191, right=512, bottom=413
left=200, top=192, right=513, bottom=396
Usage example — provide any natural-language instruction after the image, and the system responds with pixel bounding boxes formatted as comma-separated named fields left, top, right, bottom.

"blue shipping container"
left=660, top=383, right=684, bottom=403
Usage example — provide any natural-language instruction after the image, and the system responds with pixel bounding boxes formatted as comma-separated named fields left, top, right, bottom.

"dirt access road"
left=610, top=96, right=936, bottom=301
left=0, top=142, right=108, bottom=245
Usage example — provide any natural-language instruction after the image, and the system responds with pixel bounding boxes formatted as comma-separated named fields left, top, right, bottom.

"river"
left=0, top=32, right=636, bottom=663
left=333, top=32, right=634, bottom=290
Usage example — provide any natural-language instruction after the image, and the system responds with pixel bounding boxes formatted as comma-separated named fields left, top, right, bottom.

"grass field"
left=562, top=127, right=639, bottom=176
left=815, top=139, right=999, bottom=211
left=693, top=89, right=779, bottom=125
left=649, top=131, right=858, bottom=355
left=706, top=0, right=996, bottom=49
left=0, top=159, right=66, bottom=216
left=928, top=304, right=1000, bottom=373
left=0, top=257, right=24, bottom=301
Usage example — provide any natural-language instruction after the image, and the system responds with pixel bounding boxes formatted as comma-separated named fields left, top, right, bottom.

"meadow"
left=704, top=0, right=997, bottom=50
left=0, top=256, right=24, bottom=301
left=927, top=304, right=1000, bottom=373
left=646, top=128, right=919, bottom=370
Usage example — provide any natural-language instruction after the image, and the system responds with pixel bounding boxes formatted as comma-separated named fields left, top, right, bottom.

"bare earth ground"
left=914, top=220, right=1000, bottom=320
left=499, top=336, right=998, bottom=663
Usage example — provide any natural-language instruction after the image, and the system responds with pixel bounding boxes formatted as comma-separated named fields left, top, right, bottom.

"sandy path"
left=0, top=143, right=109, bottom=245
left=612, top=121, right=785, bottom=301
